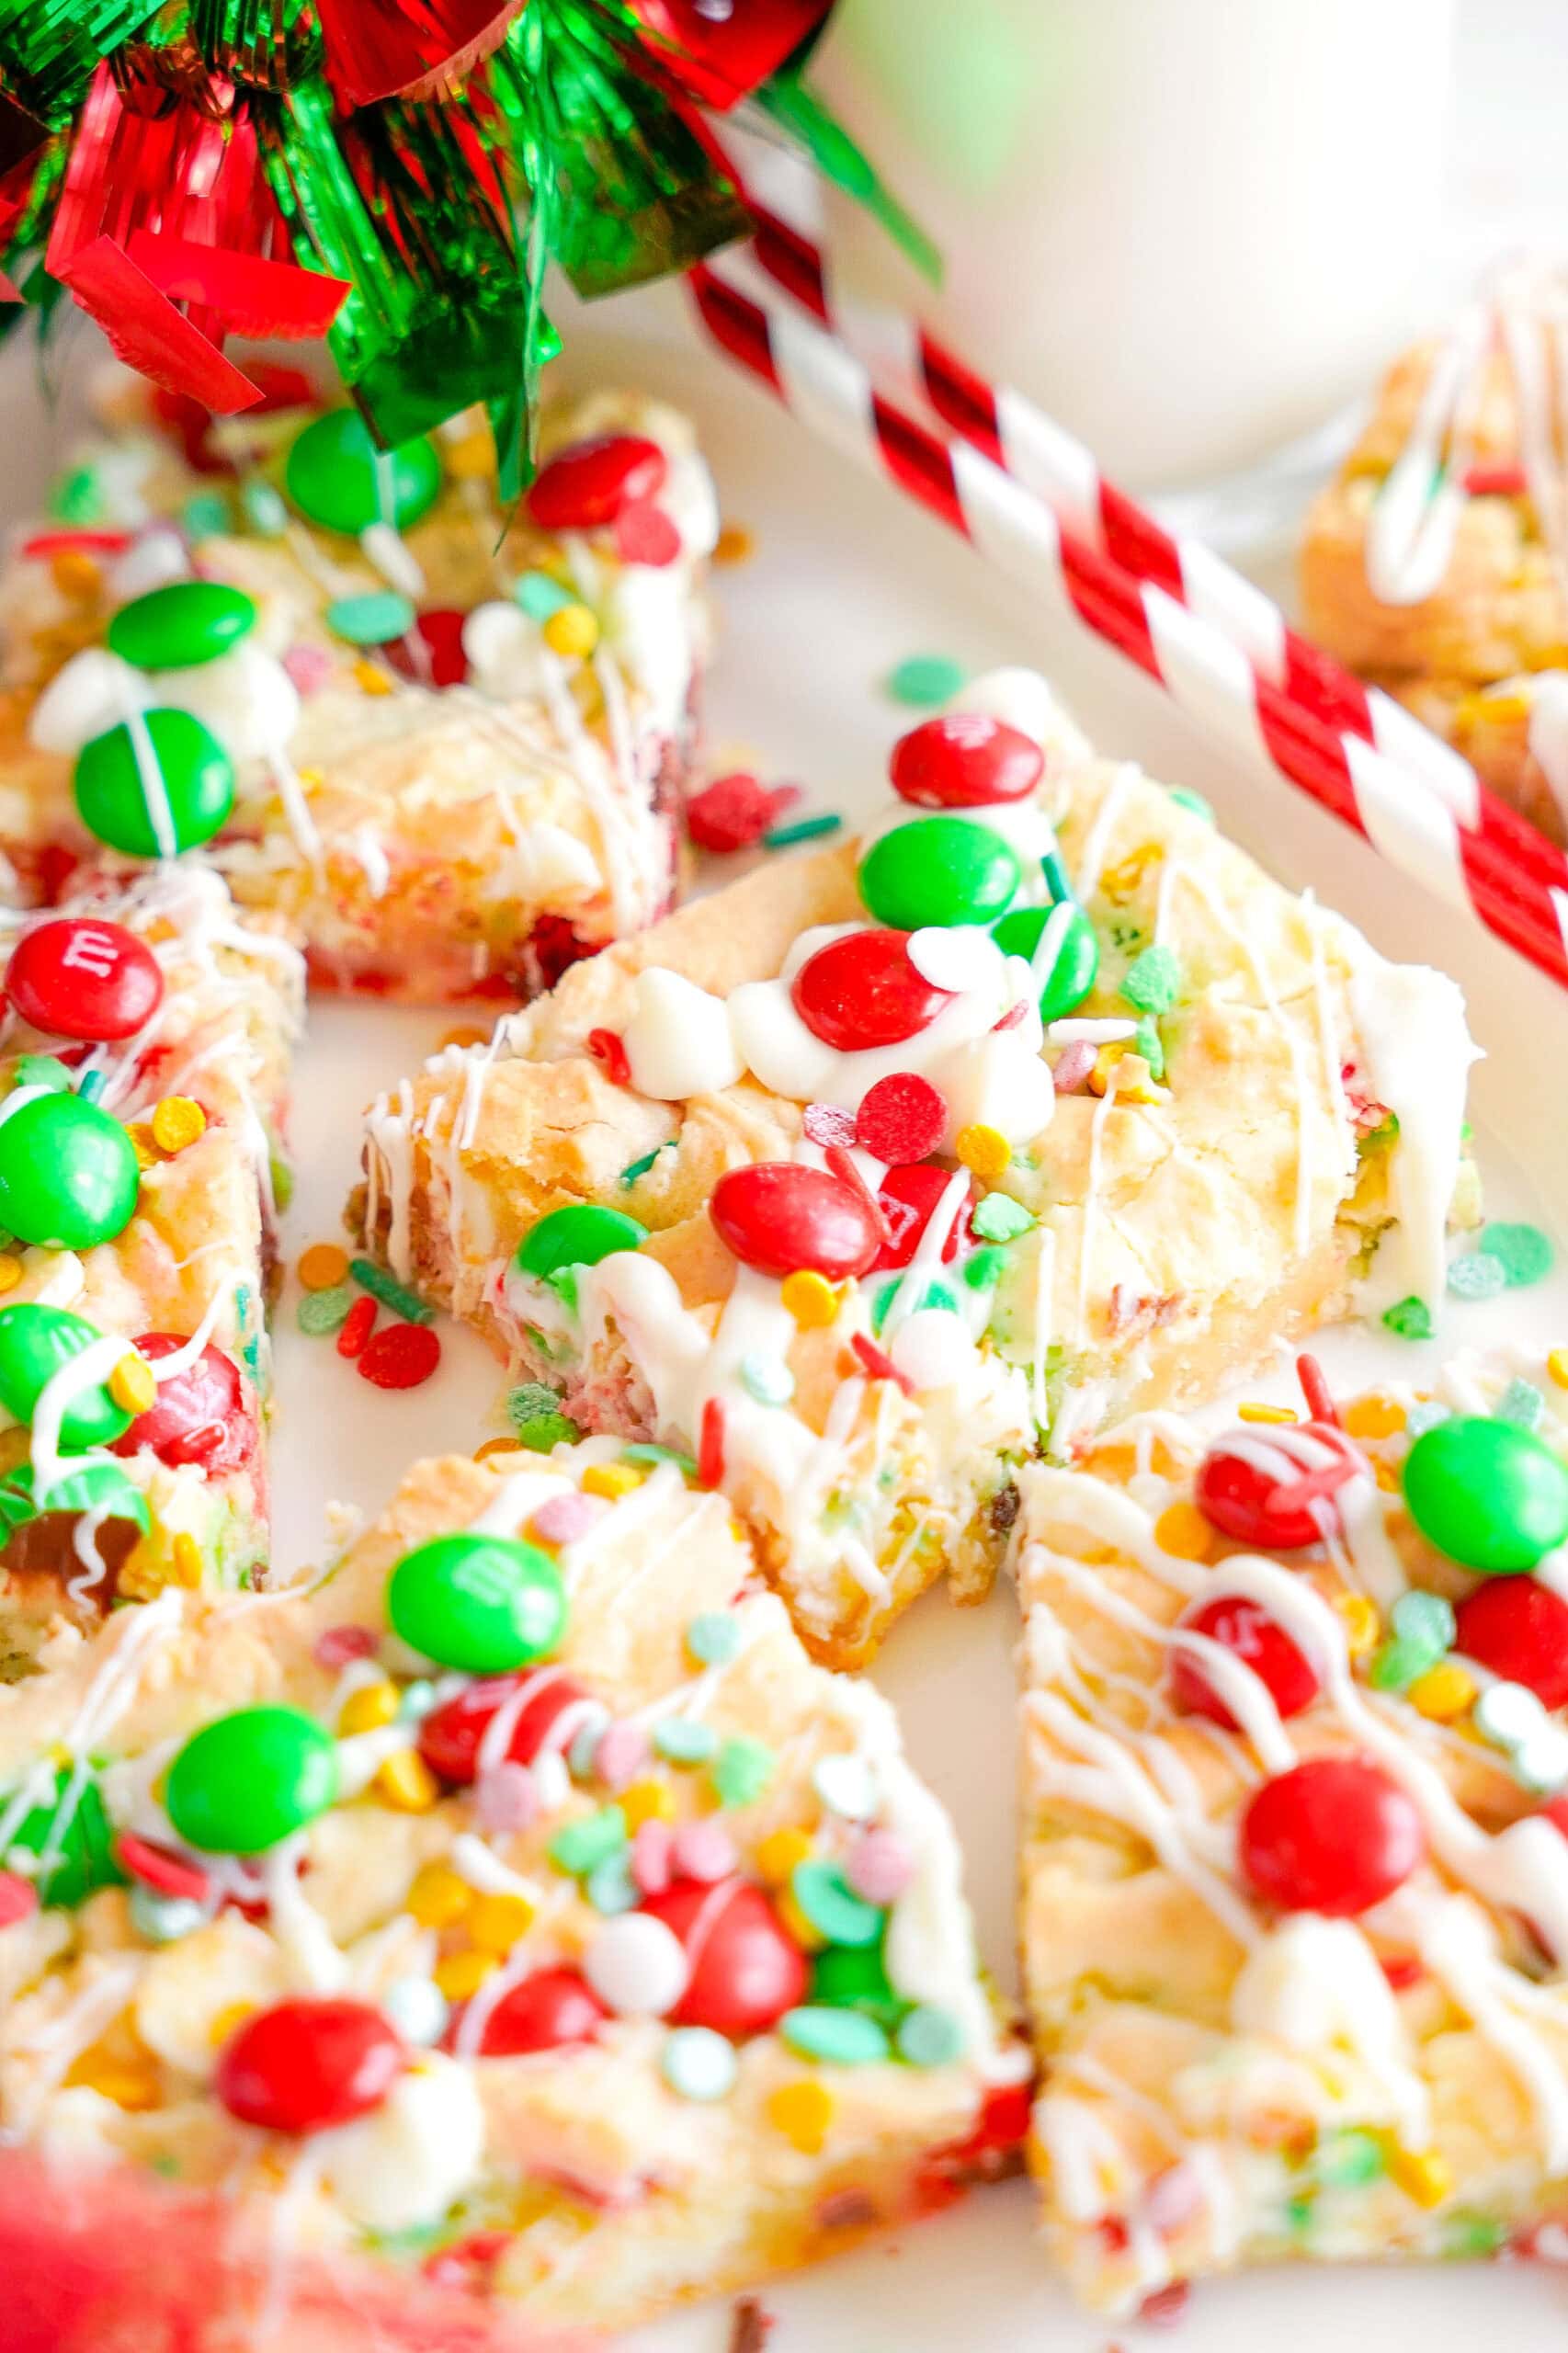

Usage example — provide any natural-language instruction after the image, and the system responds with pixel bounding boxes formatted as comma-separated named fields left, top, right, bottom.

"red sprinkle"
left=850, top=1330, right=913, bottom=1394
left=336, top=1296, right=377, bottom=1359
left=1378, top=1951, right=1426, bottom=1992
left=1050, top=1040, right=1096, bottom=1093
left=1295, top=1352, right=1339, bottom=1427
left=358, top=1322, right=441, bottom=1390
left=801, top=1101, right=858, bottom=1149
left=0, top=1870, right=39, bottom=1927
left=423, top=2233, right=511, bottom=2296
left=992, top=999, right=1028, bottom=1032
left=698, top=1396, right=727, bottom=1488
left=856, top=1071, right=946, bottom=1165
left=614, top=500, right=682, bottom=567
left=586, top=1027, right=631, bottom=1086
left=382, top=608, right=468, bottom=688
left=313, top=1623, right=377, bottom=1670
left=114, top=1833, right=211, bottom=1904
left=686, top=773, right=775, bottom=853
left=22, top=529, right=132, bottom=560
left=1138, top=2283, right=1191, bottom=2330
left=1462, top=461, right=1528, bottom=497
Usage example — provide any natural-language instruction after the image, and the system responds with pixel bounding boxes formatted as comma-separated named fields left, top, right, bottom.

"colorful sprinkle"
left=348, top=1256, right=434, bottom=1324
left=970, top=1191, right=1034, bottom=1243
left=513, top=1411, right=578, bottom=1453
left=1448, top=1253, right=1507, bottom=1301
left=548, top=1806, right=628, bottom=1877
left=709, top=1734, right=775, bottom=1808
left=297, top=1284, right=353, bottom=1336
left=593, top=1721, right=650, bottom=1791
left=151, top=1096, right=207, bottom=1154
left=790, top=1859, right=882, bottom=1948
left=653, top=1717, right=718, bottom=1765
left=542, top=603, right=598, bottom=658
left=780, top=2006, right=890, bottom=2064
left=336, top=1295, right=377, bottom=1358
left=1382, top=1295, right=1433, bottom=1339
left=686, top=771, right=778, bottom=853
left=515, top=570, right=574, bottom=620
left=1120, top=944, right=1182, bottom=1016
left=298, top=1241, right=350, bottom=1290
left=1498, top=1377, right=1546, bottom=1430
left=1167, top=786, right=1215, bottom=823
left=1478, top=1222, right=1554, bottom=1287
left=326, top=591, right=416, bottom=645
left=686, top=1610, right=742, bottom=1666
left=357, top=1322, right=441, bottom=1388
left=895, top=2005, right=966, bottom=2067
left=955, top=1123, right=1010, bottom=1180
left=855, top=1071, right=946, bottom=1165
left=764, top=812, right=843, bottom=850
left=887, top=654, right=967, bottom=707
left=846, top=1828, right=914, bottom=1904
left=586, top=1851, right=640, bottom=1915
left=528, top=1490, right=603, bottom=1546
left=671, top=1820, right=736, bottom=1882
left=781, top=1268, right=840, bottom=1328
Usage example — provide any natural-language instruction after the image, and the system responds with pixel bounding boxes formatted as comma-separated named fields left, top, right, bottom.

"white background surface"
left=12, top=4, right=1568, bottom=2346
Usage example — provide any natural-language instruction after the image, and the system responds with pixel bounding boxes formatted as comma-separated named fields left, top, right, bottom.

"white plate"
left=15, top=305, right=1568, bottom=2352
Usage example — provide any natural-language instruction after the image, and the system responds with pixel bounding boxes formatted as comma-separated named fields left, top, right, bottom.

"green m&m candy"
left=34, top=1456, right=151, bottom=1532
left=0, top=1305, right=132, bottom=1449
left=165, top=1706, right=339, bottom=1854
left=858, top=818, right=1019, bottom=930
left=3, top=1766, right=121, bottom=1907
left=107, top=581, right=256, bottom=672
left=74, top=709, right=235, bottom=858
left=992, top=900, right=1099, bottom=1020
left=284, top=410, right=442, bottom=537
left=1403, top=1415, right=1568, bottom=1574
left=0, top=1091, right=139, bottom=1248
left=388, top=1530, right=567, bottom=1673
left=517, top=1203, right=648, bottom=1281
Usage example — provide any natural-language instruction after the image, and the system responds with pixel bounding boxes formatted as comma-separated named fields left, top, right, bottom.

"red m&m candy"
left=1195, top=1422, right=1364, bottom=1551
left=1239, top=1757, right=1426, bottom=1916
left=110, top=1334, right=255, bottom=1475
left=383, top=608, right=468, bottom=688
left=1170, top=1595, right=1321, bottom=1729
left=790, top=929, right=951, bottom=1053
left=471, top=1966, right=608, bottom=2056
left=417, top=1668, right=592, bottom=1786
left=526, top=434, right=666, bottom=531
left=874, top=1164, right=975, bottom=1270
left=889, top=713, right=1043, bottom=810
left=1455, top=1577, right=1568, bottom=1711
left=6, top=918, right=164, bottom=1042
left=641, top=1879, right=808, bottom=2036
left=711, top=1163, right=881, bottom=1282
left=215, top=1997, right=405, bottom=2133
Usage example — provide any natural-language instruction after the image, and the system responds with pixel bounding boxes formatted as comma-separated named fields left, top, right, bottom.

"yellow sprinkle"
left=713, top=522, right=756, bottom=566
left=407, top=1863, right=475, bottom=1930
left=767, top=2079, right=835, bottom=2154
left=467, top=1893, right=537, bottom=1955
left=1343, top=1394, right=1406, bottom=1440
left=1099, top=844, right=1159, bottom=903
left=108, top=1351, right=156, bottom=1416
left=0, top=1253, right=22, bottom=1296
left=1153, top=1502, right=1213, bottom=1563
left=955, top=1124, right=1011, bottom=1181
left=354, top=657, right=394, bottom=695
left=375, top=1750, right=441, bottom=1812
left=127, top=1120, right=159, bottom=1172
left=337, top=1679, right=400, bottom=1737
left=435, top=1948, right=500, bottom=2002
left=1088, top=1045, right=1125, bottom=1097
left=620, top=1779, right=676, bottom=1831
left=778, top=1887, right=826, bottom=1954
left=781, top=1268, right=838, bottom=1330
left=297, top=1242, right=349, bottom=1291
left=1461, top=688, right=1530, bottom=727
left=117, top=1540, right=172, bottom=1601
left=1372, top=1457, right=1402, bottom=1493
left=1547, top=1347, right=1568, bottom=1392
left=444, top=428, right=494, bottom=481
left=172, top=1533, right=203, bottom=1590
left=72, top=2060, right=161, bottom=2110
left=438, top=1023, right=491, bottom=1052
left=1335, top=1592, right=1381, bottom=1660
left=209, top=2000, right=256, bottom=2049
left=1407, top=1661, right=1478, bottom=1722
left=1383, top=2143, right=1452, bottom=2209
left=542, top=602, right=599, bottom=659
left=474, top=1436, right=521, bottom=1465
left=1237, top=1402, right=1298, bottom=1425
left=582, top=1461, right=642, bottom=1502
left=151, top=1096, right=206, bottom=1154
left=756, top=1826, right=813, bottom=1886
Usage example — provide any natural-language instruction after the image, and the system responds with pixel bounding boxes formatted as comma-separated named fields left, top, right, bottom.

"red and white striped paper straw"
left=686, top=256, right=1568, bottom=993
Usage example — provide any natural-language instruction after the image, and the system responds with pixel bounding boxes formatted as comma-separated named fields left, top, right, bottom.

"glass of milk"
left=812, top=0, right=1458, bottom=487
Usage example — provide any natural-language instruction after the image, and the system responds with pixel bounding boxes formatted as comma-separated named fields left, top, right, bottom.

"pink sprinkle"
left=631, top=1818, right=674, bottom=1895
left=802, top=1101, right=857, bottom=1149
left=282, top=642, right=335, bottom=693
left=593, top=1720, right=650, bottom=1791
left=846, top=1828, right=914, bottom=1904
left=671, top=1821, right=736, bottom=1883
left=0, top=1870, right=39, bottom=1927
left=474, top=1762, right=538, bottom=1834
left=313, top=1624, right=377, bottom=1669
left=1051, top=1040, right=1096, bottom=1094
left=1138, top=2283, right=1190, bottom=2329
left=529, top=1491, right=606, bottom=1546
left=1142, top=2162, right=1203, bottom=2234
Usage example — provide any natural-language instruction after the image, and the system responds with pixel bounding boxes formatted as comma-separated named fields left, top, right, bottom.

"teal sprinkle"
left=653, top=1717, right=718, bottom=1765
left=622, top=1441, right=699, bottom=1478
left=13, top=1055, right=73, bottom=1093
left=348, top=1257, right=434, bottom=1324
left=686, top=1610, right=742, bottom=1666
left=971, top=1192, right=1034, bottom=1243
left=1167, top=786, right=1215, bottom=824
left=1448, top=1253, right=1507, bottom=1301
left=894, top=2004, right=965, bottom=2068
left=547, top=1806, right=626, bottom=1876
left=1040, top=848, right=1074, bottom=904
left=1404, top=1399, right=1451, bottom=1438
left=739, top=1350, right=795, bottom=1406
left=886, top=654, right=967, bottom=707
left=326, top=591, right=416, bottom=646
left=297, top=1283, right=353, bottom=1336
left=586, top=1850, right=640, bottom=1914
left=790, top=1859, right=882, bottom=1948
left=74, top=1069, right=107, bottom=1104
left=779, top=2006, right=891, bottom=2065
left=1132, top=1016, right=1165, bottom=1082
left=1392, top=1588, right=1456, bottom=1650
left=1314, top=2128, right=1386, bottom=2188
left=961, top=1245, right=1006, bottom=1291
left=516, top=570, right=574, bottom=620
left=241, top=481, right=288, bottom=538
left=1497, top=1376, right=1546, bottom=1430
left=619, top=1147, right=662, bottom=1187
left=709, top=1733, right=774, bottom=1808
left=182, top=493, right=231, bottom=540
left=1478, top=1222, right=1554, bottom=1288
left=48, top=466, right=103, bottom=524
left=764, top=813, right=842, bottom=850
left=507, top=1381, right=564, bottom=1431
left=1120, top=944, right=1182, bottom=1016
left=1381, top=1295, right=1433, bottom=1340
left=513, top=1413, right=578, bottom=1455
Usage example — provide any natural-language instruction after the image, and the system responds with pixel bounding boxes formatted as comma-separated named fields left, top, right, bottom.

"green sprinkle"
left=894, top=2004, right=965, bottom=2068
left=547, top=1806, right=626, bottom=1876
left=1404, top=1399, right=1450, bottom=1438
left=619, top=1148, right=662, bottom=1187
left=516, top=570, right=574, bottom=620
left=297, top=1283, right=354, bottom=1336
left=586, top=1850, right=639, bottom=1914
left=49, top=466, right=103, bottom=524
left=764, top=813, right=842, bottom=850
left=739, top=1350, right=795, bottom=1405
left=961, top=1245, right=1007, bottom=1291
left=326, top=591, right=416, bottom=646
left=1369, top=1638, right=1426, bottom=1694
left=1167, top=786, right=1215, bottom=824
left=780, top=2006, right=890, bottom=2064
left=1132, top=1015, right=1165, bottom=1082
left=508, top=1381, right=564, bottom=1430
left=709, top=1733, right=775, bottom=1808
left=1392, top=1588, right=1456, bottom=1650
left=513, top=1413, right=578, bottom=1455
left=1497, top=1377, right=1546, bottom=1431
left=1314, top=2128, right=1386, bottom=2188
left=1120, top=943, right=1182, bottom=1016
left=270, top=1154, right=294, bottom=1212
left=1382, top=1295, right=1433, bottom=1340
left=348, top=1257, right=434, bottom=1324
left=685, top=1610, right=741, bottom=1666
left=1441, top=2211, right=1507, bottom=2259
left=886, top=654, right=967, bottom=707
left=241, top=481, right=289, bottom=538
left=13, top=1055, right=73, bottom=1093
left=790, top=1859, right=882, bottom=1948
left=654, top=1717, right=718, bottom=1765
left=1283, top=2194, right=1317, bottom=2235
left=870, top=1275, right=957, bottom=1336
left=1448, top=1253, right=1507, bottom=1301
left=1478, top=1222, right=1554, bottom=1288
left=622, top=1441, right=699, bottom=1477
left=971, top=1193, right=1035, bottom=1244
left=182, top=493, right=231, bottom=540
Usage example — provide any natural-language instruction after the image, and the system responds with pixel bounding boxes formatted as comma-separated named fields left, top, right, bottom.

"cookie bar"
left=1300, top=268, right=1568, bottom=844
left=0, top=869, right=302, bottom=1676
left=355, top=667, right=1480, bottom=1666
left=0, top=374, right=715, bottom=1001
left=1016, top=1346, right=1568, bottom=2313
left=0, top=1443, right=1023, bottom=2336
